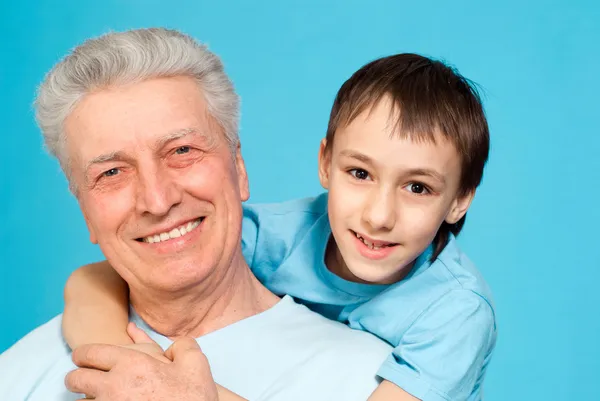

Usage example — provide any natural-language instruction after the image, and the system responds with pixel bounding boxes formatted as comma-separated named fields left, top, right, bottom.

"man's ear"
left=234, top=143, right=250, bottom=202
left=80, top=209, right=98, bottom=244
left=318, top=138, right=331, bottom=189
left=445, top=190, right=475, bottom=224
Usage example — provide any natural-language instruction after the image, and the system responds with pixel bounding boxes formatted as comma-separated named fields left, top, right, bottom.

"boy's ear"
left=445, top=190, right=475, bottom=224
left=318, top=138, right=331, bottom=189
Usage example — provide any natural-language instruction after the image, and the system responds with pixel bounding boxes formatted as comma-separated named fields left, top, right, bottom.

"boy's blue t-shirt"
left=242, top=193, right=497, bottom=401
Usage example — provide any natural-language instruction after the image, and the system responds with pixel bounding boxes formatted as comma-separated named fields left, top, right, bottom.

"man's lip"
left=351, top=230, right=398, bottom=247
left=136, top=217, right=204, bottom=240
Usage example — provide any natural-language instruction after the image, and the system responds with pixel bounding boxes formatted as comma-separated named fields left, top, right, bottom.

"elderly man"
left=0, top=28, right=390, bottom=400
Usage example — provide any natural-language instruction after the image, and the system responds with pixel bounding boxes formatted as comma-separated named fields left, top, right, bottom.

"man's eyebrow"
left=155, top=127, right=216, bottom=150
left=85, top=151, right=130, bottom=172
left=84, top=128, right=216, bottom=175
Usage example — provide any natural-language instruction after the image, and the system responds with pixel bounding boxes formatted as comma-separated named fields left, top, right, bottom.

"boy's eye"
left=406, top=183, right=429, bottom=195
left=175, top=146, right=191, bottom=155
left=103, top=168, right=120, bottom=178
left=349, top=168, right=371, bottom=181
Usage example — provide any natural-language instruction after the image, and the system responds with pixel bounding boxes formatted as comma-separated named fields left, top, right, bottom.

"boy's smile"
left=352, top=230, right=398, bottom=260
left=319, top=96, right=474, bottom=285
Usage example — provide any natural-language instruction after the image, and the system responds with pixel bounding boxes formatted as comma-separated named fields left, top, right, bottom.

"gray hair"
left=34, top=27, right=240, bottom=179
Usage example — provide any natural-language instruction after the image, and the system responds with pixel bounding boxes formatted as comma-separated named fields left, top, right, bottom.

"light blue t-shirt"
left=242, top=193, right=497, bottom=401
left=0, top=296, right=391, bottom=400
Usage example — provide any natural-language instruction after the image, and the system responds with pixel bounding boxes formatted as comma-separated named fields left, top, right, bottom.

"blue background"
left=1, top=1, right=598, bottom=400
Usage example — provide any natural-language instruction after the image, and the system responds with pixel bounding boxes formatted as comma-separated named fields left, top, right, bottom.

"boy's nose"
left=362, top=188, right=396, bottom=231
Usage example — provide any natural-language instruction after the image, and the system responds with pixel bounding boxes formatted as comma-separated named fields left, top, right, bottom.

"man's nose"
left=135, top=168, right=182, bottom=217
left=362, top=187, right=397, bottom=231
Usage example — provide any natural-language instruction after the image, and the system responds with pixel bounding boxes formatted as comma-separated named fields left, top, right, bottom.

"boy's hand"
left=123, top=322, right=171, bottom=364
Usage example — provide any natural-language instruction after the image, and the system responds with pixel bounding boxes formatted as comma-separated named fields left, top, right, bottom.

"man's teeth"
left=354, top=232, right=394, bottom=250
left=144, top=219, right=202, bottom=243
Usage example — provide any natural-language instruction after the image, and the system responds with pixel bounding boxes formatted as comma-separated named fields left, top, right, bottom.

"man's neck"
left=129, top=252, right=279, bottom=339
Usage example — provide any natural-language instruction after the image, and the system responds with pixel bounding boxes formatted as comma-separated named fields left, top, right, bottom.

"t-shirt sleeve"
left=241, top=204, right=260, bottom=267
left=377, top=290, right=496, bottom=401
left=240, top=203, right=291, bottom=282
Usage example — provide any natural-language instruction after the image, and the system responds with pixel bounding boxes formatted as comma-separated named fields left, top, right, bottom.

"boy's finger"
left=164, top=337, right=204, bottom=365
left=127, top=322, right=155, bottom=344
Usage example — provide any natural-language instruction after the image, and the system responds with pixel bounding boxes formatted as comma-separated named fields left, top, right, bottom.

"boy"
left=63, top=53, right=496, bottom=401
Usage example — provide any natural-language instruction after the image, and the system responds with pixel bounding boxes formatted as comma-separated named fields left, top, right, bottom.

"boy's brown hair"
left=324, top=53, right=490, bottom=260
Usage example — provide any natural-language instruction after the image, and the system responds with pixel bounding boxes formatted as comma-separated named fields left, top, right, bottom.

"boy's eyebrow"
left=340, top=150, right=446, bottom=184
left=339, top=150, right=374, bottom=165
left=406, top=168, right=446, bottom=184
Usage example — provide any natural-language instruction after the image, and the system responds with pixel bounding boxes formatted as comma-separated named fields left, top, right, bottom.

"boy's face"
left=319, top=97, right=474, bottom=284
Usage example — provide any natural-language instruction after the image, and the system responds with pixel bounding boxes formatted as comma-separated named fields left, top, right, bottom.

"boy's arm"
left=62, top=261, right=132, bottom=349
left=369, top=380, right=420, bottom=401
left=374, top=290, right=496, bottom=401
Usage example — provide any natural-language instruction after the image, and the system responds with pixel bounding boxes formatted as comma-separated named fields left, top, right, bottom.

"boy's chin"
left=346, top=257, right=414, bottom=285
left=344, top=261, right=392, bottom=285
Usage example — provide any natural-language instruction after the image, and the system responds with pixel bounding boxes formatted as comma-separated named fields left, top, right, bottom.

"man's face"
left=65, top=76, right=249, bottom=293
left=319, top=97, right=472, bottom=284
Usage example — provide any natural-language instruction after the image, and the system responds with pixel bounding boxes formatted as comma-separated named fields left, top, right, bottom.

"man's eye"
left=406, top=183, right=429, bottom=195
left=103, top=168, right=120, bottom=177
left=349, top=169, right=370, bottom=181
left=175, top=146, right=191, bottom=155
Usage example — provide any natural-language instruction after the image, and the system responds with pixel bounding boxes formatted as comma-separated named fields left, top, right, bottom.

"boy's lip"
left=351, top=230, right=398, bottom=261
left=351, top=230, right=398, bottom=247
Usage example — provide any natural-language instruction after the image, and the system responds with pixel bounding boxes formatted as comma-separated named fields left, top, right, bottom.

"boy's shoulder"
left=358, top=236, right=496, bottom=337
left=242, top=192, right=329, bottom=243
left=378, top=235, right=493, bottom=303
left=240, top=193, right=330, bottom=273
left=433, top=235, right=495, bottom=307
left=243, top=192, right=328, bottom=219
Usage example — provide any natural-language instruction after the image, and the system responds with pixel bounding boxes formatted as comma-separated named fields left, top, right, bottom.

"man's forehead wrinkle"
left=82, top=127, right=204, bottom=166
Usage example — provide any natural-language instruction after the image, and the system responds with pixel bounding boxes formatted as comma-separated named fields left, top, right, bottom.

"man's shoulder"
left=0, top=314, right=69, bottom=369
left=0, top=314, right=75, bottom=400
left=263, top=297, right=392, bottom=399
left=200, top=296, right=391, bottom=401
left=278, top=295, right=391, bottom=345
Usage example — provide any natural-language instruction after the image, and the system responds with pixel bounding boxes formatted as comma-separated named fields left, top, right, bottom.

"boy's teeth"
left=144, top=219, right=202, bottom=243
left=354, top=232, right=391, bottom=250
